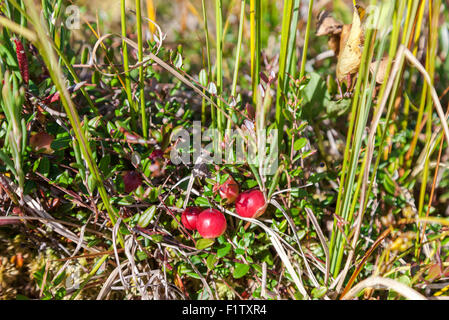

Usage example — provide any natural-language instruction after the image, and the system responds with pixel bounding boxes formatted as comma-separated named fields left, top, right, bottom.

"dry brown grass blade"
left=123, top=235, right=150, bottom=299
left=341, top=276, right=427, bottom=300
left=339, top=227, right=392, bottom=298
left=270, top=199, right=320, bottom=289
left=304, top=207, right=330, bottom=286
left=0, top=216, right=108, bottom=240
left=97, top=261, right=128, bottom=300
left=402, top=49, right=449, bottom=145
left=2, top=175, right=102, bottom=252
left=112, top=218, right=129, bottom=291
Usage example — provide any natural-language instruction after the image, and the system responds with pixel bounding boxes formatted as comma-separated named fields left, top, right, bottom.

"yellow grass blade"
left=146, top=0, right=156, bottom=34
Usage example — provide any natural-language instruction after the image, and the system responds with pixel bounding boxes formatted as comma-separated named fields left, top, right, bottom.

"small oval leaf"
left=217, top=243, right=232, bottom=258
left=233, top=263, right=250, bottom=279
left=196, top=238, right=215, bottom=250
left=138, top=205, right=157, bottom=228
left=294, top=138, right=308, bottom=151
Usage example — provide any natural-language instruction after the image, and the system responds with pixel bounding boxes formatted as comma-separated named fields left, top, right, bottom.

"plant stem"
left=136, top=0, right=148, bottom=139
left=201, top=0, right=213, bottom=126
left=250, top=0, right=261, bottom=104
left=215, top=0, right=224, bottom=133
left=231, top=0, right=246, bottom=98
left=228, top=0, right=246, bottom=130
left=299, top=0, right=313, bottom=80
left=121, top=0, right=137, bottom=129
left=275, top=0, right=300, bottom=152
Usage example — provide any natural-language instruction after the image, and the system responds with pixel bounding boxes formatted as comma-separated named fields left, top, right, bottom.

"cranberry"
left=123, top=171, right=142, bottom=193
left=235, top=189, right=266, bottom=218
left=181, top=207, right=201, bottom=231
left=218, top=177, right=239, bottom=204
left=196, top=209, right=227, bottom=239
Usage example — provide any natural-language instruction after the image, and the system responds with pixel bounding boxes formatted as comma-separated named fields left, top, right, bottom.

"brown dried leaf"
left=29, top=132, right=54, bottom=154
left=328, top=35, right=341, bottom=56
left=426, top=264, right=443, bottom=281
left=338, top=24, right=352, bottom=57
left=336, top=7, right=364, bottom=83
left=316, top=11, right=343, bottom=36
left=370, top=57, right=391, bottom=84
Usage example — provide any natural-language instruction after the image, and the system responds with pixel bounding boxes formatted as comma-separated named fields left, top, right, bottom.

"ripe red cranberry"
left=181, top=207, right=201, bottom=231
left=196, top=209, right=227, bottom=239
left=235, top=189, right=266, bottom=218
left=218, top=177, right=239, bottom=204
left=123, top=171, right=142, bottom=193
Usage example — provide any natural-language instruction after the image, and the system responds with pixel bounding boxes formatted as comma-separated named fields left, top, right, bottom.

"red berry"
left=181, top=207, right=201, bottom=231
left=196, top=209, right=227, bottom=239
left=123, top=171, right=142, bottom=193
left=235, top=189, right=266, bottom=218
left=218, top=177, right=239, bottom=204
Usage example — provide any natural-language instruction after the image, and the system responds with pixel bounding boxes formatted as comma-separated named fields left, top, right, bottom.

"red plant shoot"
left=13, top=39, right=29, bottom=85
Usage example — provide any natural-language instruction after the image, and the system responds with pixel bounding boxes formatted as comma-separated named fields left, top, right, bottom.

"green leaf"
left=99, top=155, right=111, bottom=174
left=150, top=234, right=163, bottom=243
left=0, top=149, right=17, bottom=176
left=38, top=157, right=50, bottom=177
left=242, top=179, right=259, bottom=189
left=233, top=263, right=250, bottom=279
left=206, top=254, right=218, bottom=270
left=326, top=98, right=352, bottom=117
left=302, top=72, right=327, bottom=120
left=194, top=197, right=210, bottom=207
left=277, top=219, right=288, bottom=233
left=296, top=229, right=306, bottom=241
left=217, top=243, right=232, bottom=258
left=141, top=158, right=152, bottom=178
left=187, top=272, right=201, bottom=279
left=195, top=238, right=215, bottom=250
left=294, top=137, right=307, bottom=151
left=136, top=251, right=148, bottom=261
left=199, top=69, right=208, bottom=87
left=138, top=205, right=156, bottom=228
left=117, top=196, right=135, bottom=205
left=312, top=287, right=327, bottom=298
left=175, top=197, right=184, bottom=209
left=382, top=173, right=396, bottom=195
left=51, top=136, right=71, bottom=151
